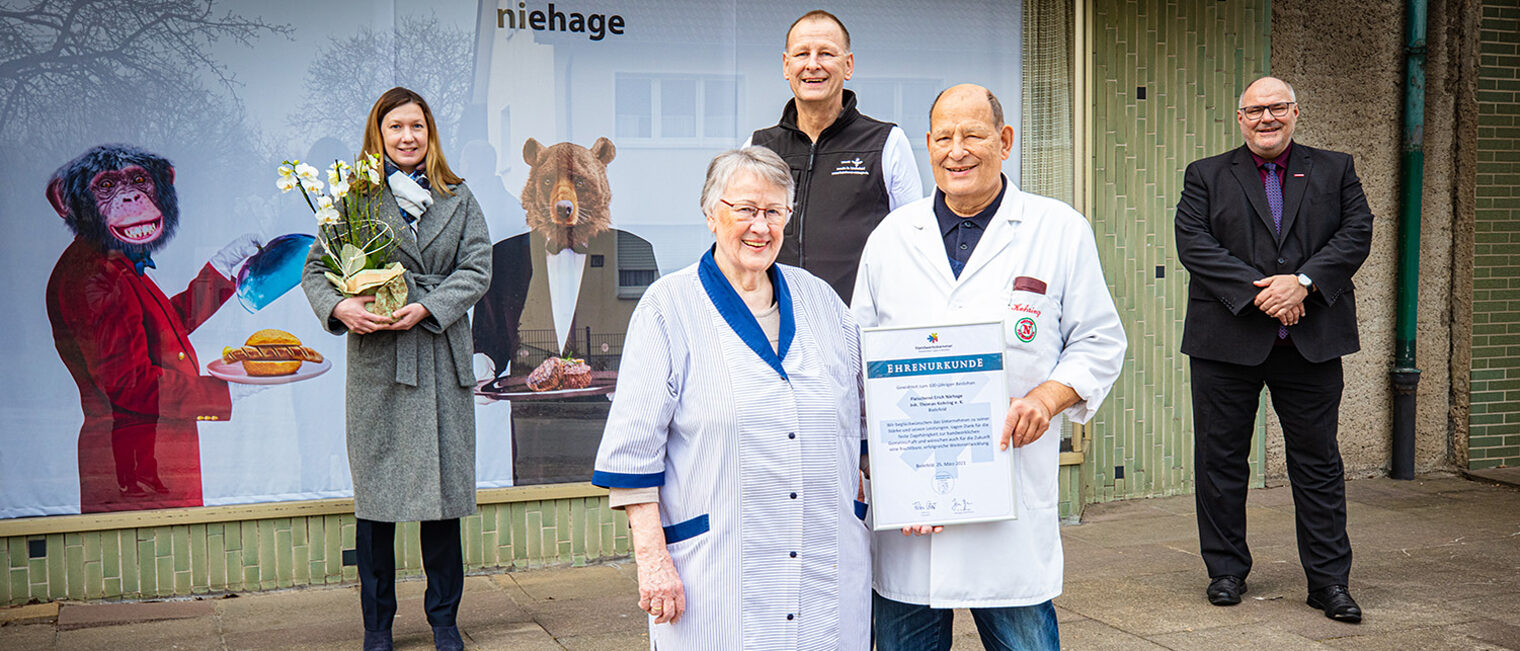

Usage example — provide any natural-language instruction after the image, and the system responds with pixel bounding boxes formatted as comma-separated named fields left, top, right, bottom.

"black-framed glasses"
left=719, top=198, right=790, bottom=225
left=1238, top=102, right=1296, bottom=121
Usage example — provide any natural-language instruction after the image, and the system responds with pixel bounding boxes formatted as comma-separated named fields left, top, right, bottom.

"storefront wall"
left=4, top=0, right=1491, bottom=605
left=1080, top=0, right=1476, bottom=507
left=1084, top=0, right=1273, bottom=503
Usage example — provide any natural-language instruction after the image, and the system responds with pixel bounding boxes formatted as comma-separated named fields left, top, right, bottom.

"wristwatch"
left=1296, top=273, right=1314, bottom=292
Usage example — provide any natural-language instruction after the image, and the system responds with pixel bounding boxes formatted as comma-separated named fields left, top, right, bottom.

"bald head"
left=1236, top=76, right=1299, bottom=159
left=1239, top=76, right=1296, bottom=109
left=930, top=84, right=1004, bottom=128
left=926, top=84, right=1015, bottom=215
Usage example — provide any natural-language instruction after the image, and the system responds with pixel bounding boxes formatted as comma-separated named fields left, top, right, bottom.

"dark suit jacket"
left=1175, top=143, right=1374, bottom=366
left=472, top=228, right=655, bottom=377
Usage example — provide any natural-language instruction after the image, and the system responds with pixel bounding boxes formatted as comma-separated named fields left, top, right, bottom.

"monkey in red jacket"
left=45, top=144, right=262, bottom=512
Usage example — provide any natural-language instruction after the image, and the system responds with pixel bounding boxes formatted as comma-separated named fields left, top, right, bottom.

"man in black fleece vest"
left=749, top=9, right=922, bottom=301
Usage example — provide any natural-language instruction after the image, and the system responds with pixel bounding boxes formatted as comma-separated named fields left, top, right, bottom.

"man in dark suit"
left=1175, top=76, right=1374, bottom=623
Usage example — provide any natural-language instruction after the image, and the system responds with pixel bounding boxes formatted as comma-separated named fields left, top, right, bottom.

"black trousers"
left=356, top=518, right=464, bottom=632
left=1190, top=346, right=1352, bottom=591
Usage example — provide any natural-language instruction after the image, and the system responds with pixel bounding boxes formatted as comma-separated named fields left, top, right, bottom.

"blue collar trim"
left=697, top=248, right=794, bottom=380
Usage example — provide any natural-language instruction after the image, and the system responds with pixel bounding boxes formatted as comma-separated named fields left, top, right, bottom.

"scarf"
left=385, top=159, right=433, bottom=225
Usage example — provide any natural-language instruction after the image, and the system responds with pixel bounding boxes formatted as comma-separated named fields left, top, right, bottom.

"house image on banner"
left=463, top=1, right=1020, bottom=485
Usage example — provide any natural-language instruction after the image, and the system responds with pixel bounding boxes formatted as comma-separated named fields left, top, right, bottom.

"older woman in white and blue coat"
left=592, top=147, right=871, bottom=650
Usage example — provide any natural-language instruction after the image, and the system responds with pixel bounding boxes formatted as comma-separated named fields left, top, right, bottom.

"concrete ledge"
left=0, top=601, right=58, bottom=625
left=1463, top=467, right=1520, bottom=489
left=0, top=483, right=608, bottom=537
left=56, top=600, right=216, bottom=631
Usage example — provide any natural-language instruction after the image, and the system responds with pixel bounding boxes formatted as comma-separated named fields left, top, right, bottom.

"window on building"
left=615, top=73, right=743, bottom=144
left=615, top=76, right=653, bottom=138
left=851, top=78, right=943, bottom=147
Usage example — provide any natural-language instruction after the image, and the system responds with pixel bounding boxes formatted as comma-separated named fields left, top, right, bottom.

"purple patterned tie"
left=1264, top=162, right=1288, bottom=339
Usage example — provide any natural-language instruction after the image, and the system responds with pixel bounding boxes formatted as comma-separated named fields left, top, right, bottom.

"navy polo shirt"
left=935, top=176, right=1008, bottom=278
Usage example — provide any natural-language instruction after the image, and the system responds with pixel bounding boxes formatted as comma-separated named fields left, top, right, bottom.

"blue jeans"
left=873, top=591, right=1059, bottom=651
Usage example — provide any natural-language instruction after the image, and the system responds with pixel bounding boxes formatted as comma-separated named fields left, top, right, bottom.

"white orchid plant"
left=277, top=153, right=406, bottom=317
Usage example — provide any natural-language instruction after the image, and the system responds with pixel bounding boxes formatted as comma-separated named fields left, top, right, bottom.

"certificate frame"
left=861, top=320, right=1016, bottom=531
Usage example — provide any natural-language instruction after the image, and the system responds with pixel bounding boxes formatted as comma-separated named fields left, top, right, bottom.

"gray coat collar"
left=378, top=185, right=463, bottom=268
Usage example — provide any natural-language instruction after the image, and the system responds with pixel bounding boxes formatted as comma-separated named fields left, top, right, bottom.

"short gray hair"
left=700, top=147, right=796, bottom=216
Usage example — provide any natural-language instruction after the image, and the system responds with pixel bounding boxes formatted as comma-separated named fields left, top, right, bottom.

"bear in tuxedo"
left=472, top=137, right=658, bottom=484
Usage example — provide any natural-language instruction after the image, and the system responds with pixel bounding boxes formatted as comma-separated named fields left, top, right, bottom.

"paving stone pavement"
left=1, top=474, right=1517, bottom=650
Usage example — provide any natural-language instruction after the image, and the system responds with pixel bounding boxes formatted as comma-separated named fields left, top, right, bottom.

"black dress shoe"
left=1307, top=585, right=1362, bottom=623
left=1206, top=575, right=1247, bottom=606
left=432, top=625, right=465, bottom=651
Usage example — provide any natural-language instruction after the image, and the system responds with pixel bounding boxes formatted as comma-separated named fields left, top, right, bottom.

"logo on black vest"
left=832, top=157, right=868, bottom=176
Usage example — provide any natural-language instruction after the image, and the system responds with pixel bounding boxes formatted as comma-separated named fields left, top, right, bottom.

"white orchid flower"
left=315, top=205, right=340, bottom=224
left=327, top=160, right=352, bottom=186
left=317, top=195, right=334, bottom=210
left=277, top=164, right=295, bottom=179
left=331, top=180, right=350, bottom=199
left=295, top=163, right=319, bottom=180
left=276, top=175, right=297, bottom=193
left=301, top=177, right=325, bottom=193
left=364, top=167, right=381, bottom=184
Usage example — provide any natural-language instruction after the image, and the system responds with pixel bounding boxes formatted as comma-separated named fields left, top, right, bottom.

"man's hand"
left=332, top=296, right=391, bottom=334
left=1252, top=275, right=1307, bottom=318
left=382, top=303, right=431, bottom=331
left=1002, top=397, right=1053, bottom=450
left=1000, top=381, right=1079, bottom=450
left=1276, top=302, right=1305, bottom=327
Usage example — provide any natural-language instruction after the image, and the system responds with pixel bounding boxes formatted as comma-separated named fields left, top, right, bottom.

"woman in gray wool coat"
left=301, top=87, right=491, bottom=651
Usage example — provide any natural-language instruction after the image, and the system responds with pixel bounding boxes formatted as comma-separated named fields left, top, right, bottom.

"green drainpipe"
left=1391, top=0, right=1427, bottom=480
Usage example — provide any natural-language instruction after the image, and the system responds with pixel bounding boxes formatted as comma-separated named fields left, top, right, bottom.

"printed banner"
left=0, top=0, right=1022, bottom=518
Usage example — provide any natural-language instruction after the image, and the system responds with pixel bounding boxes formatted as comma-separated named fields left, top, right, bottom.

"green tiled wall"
left=1059, top=465, right=1082, bottom=522
left=1085, top=0, right=1271, bottom=503
left=1, top=498, right=628, bottom=606
left=1471, top=0, right=1520, bottom=470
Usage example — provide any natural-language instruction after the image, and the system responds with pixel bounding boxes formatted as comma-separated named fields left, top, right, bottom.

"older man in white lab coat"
left=852, top=84, right=1126, bottom=650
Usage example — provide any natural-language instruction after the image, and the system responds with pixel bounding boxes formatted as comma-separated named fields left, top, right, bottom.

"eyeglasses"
left=719, top=199, right=791, bottom=225
left=1238, top=102, right=1296, bottom=121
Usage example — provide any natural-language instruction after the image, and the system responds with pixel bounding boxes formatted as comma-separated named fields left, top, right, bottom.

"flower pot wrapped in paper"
left=319, top=227, right=407, bottom=318
left=279, top=155, right=409, bottom=318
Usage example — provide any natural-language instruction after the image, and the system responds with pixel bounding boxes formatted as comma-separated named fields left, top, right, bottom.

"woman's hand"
left=626, top=502, right=686, bottom=624
left=381, top=303, right=431, bottom=331
left=332, top=296, right=392, bottom=334
left=636, top=545, right=687, bottom=624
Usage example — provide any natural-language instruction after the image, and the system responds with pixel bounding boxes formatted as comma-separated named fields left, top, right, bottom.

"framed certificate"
left=861, top=320, right=1016, bottom=531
